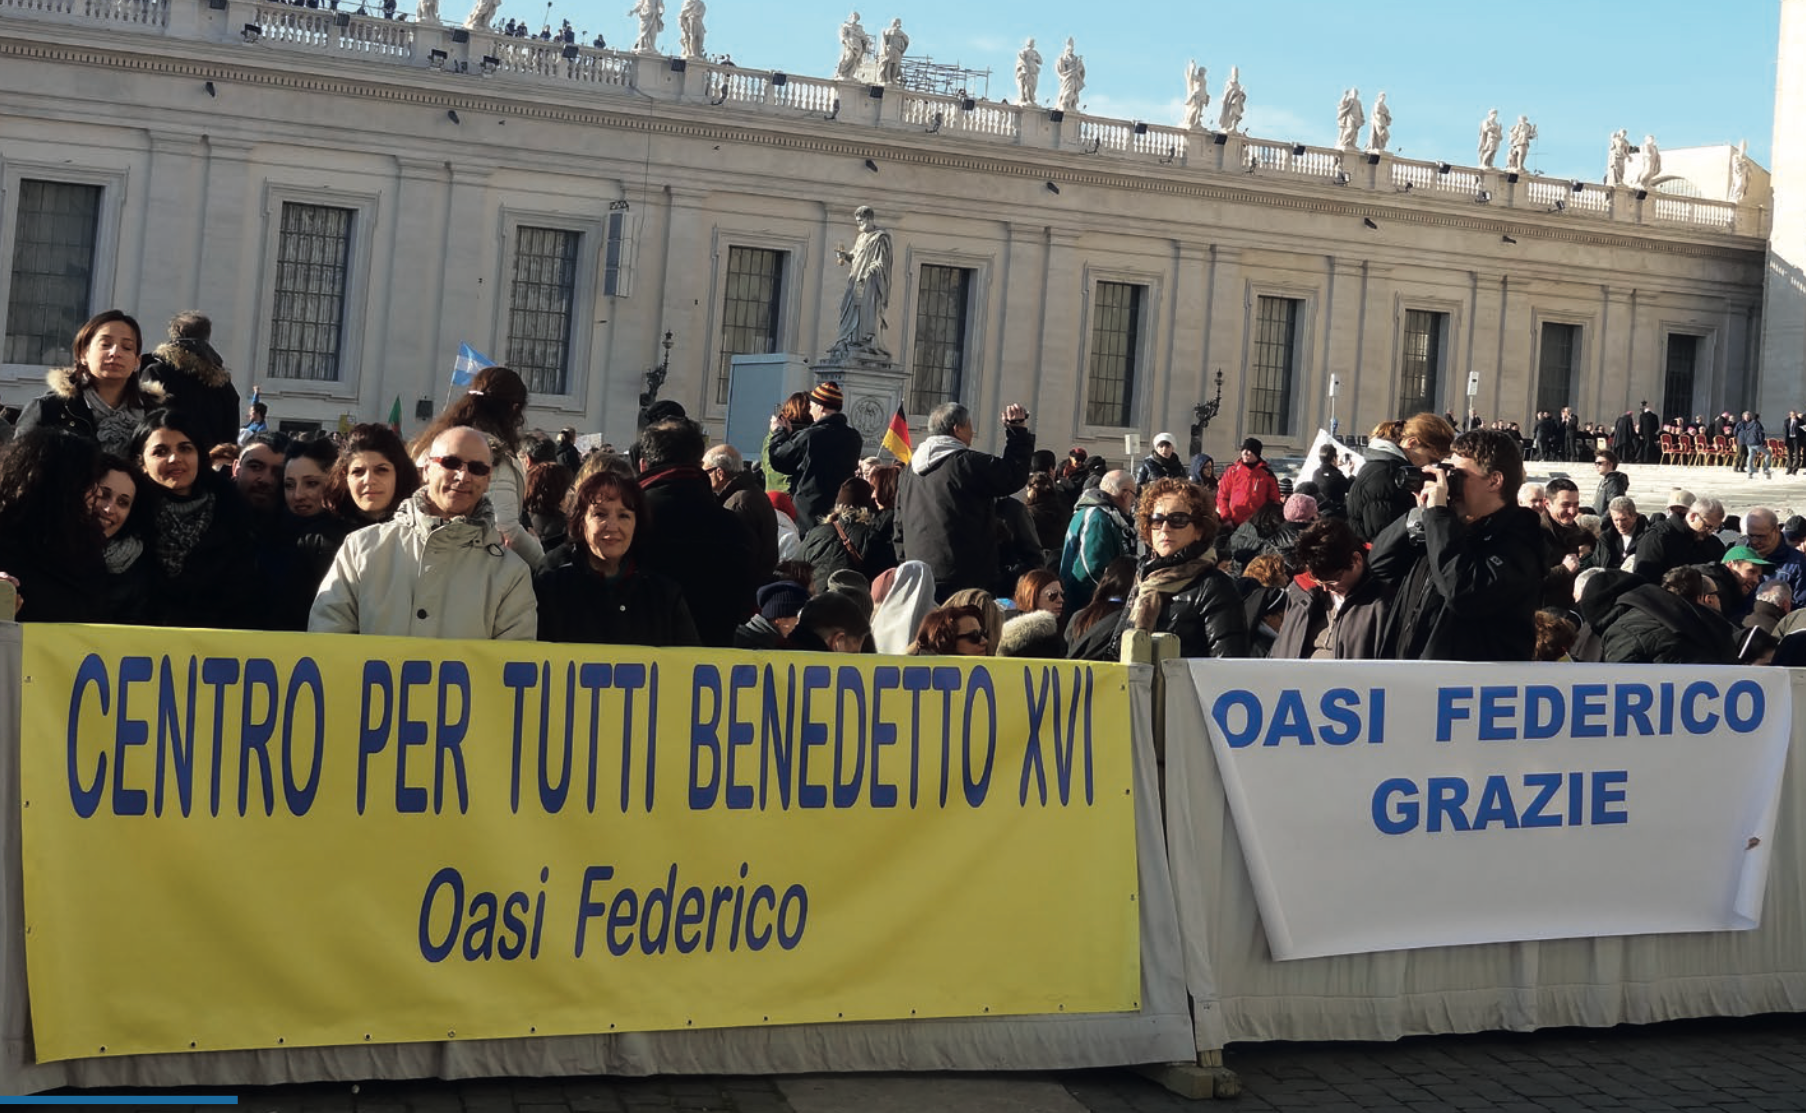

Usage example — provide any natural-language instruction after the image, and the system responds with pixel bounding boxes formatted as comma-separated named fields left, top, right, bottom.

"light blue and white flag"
left=451, top=343, right=495, bottom=387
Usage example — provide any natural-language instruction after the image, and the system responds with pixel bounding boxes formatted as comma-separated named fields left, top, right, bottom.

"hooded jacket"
left=1345, top=439, right=1414, bottom=542
left=308, top=489, right=537, bottom=640
left=13, top=366, right=166, bottom=451
left=1367, top=502, right=1545, bottom=661
left=141, top=315, right=241, bottom=452
left=1215, top=457, right=1281, bottom=528
left=894, top=425, right=1034, bottom=596
left=800, top=505, right=888, bottom=589
left=1600, top=583, right=1736, bottom=665
left=1271, top=569, right=1395, bottom=660
left=1633, top=514, right=1726, bottom=582
left=1059, top=487, right=1136, bottom=609
left=1133, top=448, right=1186, bottom=486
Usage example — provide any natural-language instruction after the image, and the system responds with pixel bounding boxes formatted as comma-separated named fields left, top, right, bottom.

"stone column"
left=1466, top=270, right=1508, bottom=421
left=1760, top=0, right=1806, bottom=419
left=1200, top=244, right=1242, bottom=458
left=1318, top=257, right=1365, bottom=444
left=192, top=137, right=253, bottom=368
left=1596, top=286, right=1636, bottom=420
left=1350, top=262, right=1391, bottom=435
left=1162, top=241, right=1209, bottom=436
left=1040, top=229, right=1085, bottom=443
left=383, top=157, right=453, bottom=425
left=139, top=132, right=208, bottom=321
left=988, top=220, right=1048, bottom=448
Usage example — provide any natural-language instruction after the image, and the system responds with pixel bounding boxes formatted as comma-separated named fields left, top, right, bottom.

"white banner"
left=1186, top=660, right=1793, bottom=960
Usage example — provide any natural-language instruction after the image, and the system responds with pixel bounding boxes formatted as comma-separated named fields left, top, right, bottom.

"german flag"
left=881, top=404, right=912, bottom=465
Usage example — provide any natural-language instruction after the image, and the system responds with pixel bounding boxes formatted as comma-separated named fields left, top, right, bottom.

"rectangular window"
left=1397, top=309, right=1446, bottom=416
left=909, top=265, right=971, bottom=416
left=267, top=202, right=353, bottom=382
left=1663, top=334, right=1699, bottom=422
left=602, top=209, right=635, bottom=298
left=1249, top=296, right=1301, bottom=436
left=506, top=225, right=581, bottom=396
left=716, top=246, right=785, bottom=404
left=1535, top=322, right=1580, bottom=416
left=5, top=180, right=102, bottom=366
left=1085, top=281, right=1144, bottom=427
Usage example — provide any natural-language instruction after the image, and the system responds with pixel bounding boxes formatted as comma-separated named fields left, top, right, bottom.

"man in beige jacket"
left=309, top=426, right=537, bottom=640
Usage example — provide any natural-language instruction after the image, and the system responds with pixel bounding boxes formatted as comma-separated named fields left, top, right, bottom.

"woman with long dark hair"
left=14, top=311, right=164, bottom=455
left=410, top=365, right=542, bottom=569
left=0, top=428, right=109, bottom=621
left=88, top=453, right=155, bottom=625
left=324, top=423, right=421, bottom=526
left=533, top=469, right=697, bottom=646
left=131, top=408, right=259, bottom=628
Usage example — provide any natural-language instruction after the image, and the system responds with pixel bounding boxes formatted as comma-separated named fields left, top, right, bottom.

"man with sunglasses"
left=309, top=426, right=537, bottom=640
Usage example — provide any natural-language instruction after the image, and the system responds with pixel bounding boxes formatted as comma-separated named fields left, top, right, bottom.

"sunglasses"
left=956, top=630, right=988, bottom=645
left=1149, top=512, right=1195, bottom=530
left=430, top=455, right=493, bottom=477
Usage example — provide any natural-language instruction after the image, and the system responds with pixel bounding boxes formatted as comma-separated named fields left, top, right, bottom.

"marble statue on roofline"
left=627, top=0, right=663, bottom=53
left=836, top=12, right=870, bottom=81
left=1055, top=38, right=1084, bottom=113
left=416, top=0, right=439, bottom=25
left=679, top=0, right=705, bottom=60
left=1636, top=135, right=1663, bottom=189
left=1016, top=39, right=1041, bottom=106
left=462, top=0, right=497, bottom=30
left=1218, top=66, right=1245, bottom=133
left=1182, top=60, right=1210, bottom=131
left=1505, top=115, right=1536, bottom=174
left=1367, top=91, right=1390, bottom=152
left=830, top=206, right=894, bottom=363
left=1336, top=87, right=1364, bottom=150
left=1606, top=128, right=1631, bottom=188
left=1478, top=109, right=1502, bottom=169
left=878, top=18, right=908, bottom=85
left=1730, top=140, right=1751, bottom=203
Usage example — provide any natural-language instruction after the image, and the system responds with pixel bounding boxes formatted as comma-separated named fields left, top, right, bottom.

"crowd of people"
left=1, top=309, right=1802, bottom=670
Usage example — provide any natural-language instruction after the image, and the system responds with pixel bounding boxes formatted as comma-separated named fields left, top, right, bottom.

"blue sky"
left=532, top=0, right=1780, bottom=181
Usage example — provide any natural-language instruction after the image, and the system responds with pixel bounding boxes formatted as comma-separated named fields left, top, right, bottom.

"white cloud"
left=1080, top=92, right=1189, bottom=130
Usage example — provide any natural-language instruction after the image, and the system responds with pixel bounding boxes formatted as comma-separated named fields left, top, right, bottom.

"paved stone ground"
left=54, top=1012, right=1806, bottom=1112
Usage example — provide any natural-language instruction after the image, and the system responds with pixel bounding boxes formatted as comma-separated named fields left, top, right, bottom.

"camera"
left=1392, top=461, right=1464, bottom=499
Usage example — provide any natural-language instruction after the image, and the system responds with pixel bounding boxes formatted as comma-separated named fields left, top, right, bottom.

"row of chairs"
left=1657, top=433, right=1789, bottom=466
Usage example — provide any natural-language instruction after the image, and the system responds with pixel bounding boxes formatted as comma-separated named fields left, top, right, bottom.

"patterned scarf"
left=1126, top=540, right=1217, bottom=632
left=103, top=535, right=144, bottom=575
left=154, top=491, right=215, bottom=578
left=83, top=387, right=141, bottom=456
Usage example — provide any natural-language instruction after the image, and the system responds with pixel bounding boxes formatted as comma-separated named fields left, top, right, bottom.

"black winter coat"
left=1310, top=464, right=1350, bottom=518
left=1633, top=515, right=1726, bottom=583
left=894, top=426, right=1035, bottom=597
left=766, top=412, right=863, bottom=526
left=1367, top=503, right=1544, bottom=661
left=12, top=366, right=166, bottom=453
left=534, top=558, right=698, bottom=647
left=1346, top=445, right=1415, bottom=542
left=1102, top=556, right=1250, bottom=660
left=638, top=465, right=755, bottom=648
left=1133, top=450, right=1186, bottom=486
left=1270, top=571, right=1394, bottom=659
left=141, top=343, right=240, bottom=453
left=800, top=507, right=887, bottom=590
left=1599, top=584, right=1735, bottom=665
left=0, top=532, right=107, bottom=623
left=143, top=470, right=262, bottom=629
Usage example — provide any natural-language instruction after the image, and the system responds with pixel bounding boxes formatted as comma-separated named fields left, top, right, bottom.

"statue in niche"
left=1505, top=115, right=1536, bottom=174
left=878, top=18, right=908, bottom=85
left=1016, top=39, right=1042, bottom=105
left=627, top=0, right=663, bottom=53
left=1636, top=134, right=1662, bottom=189
left=416, top=0, right=439, bottom=24
left=1477, top=108, right=1502, bottom=169
left=462, top=0, right=497, bottom=30
left=1182, top=60, right=1210, bottom=131
left=835, top=11, right=870, bottom=81
left=678, top=0, right=704, bottom=59
left=1336, top=87, right=1363, bottom=150
left=1366, top=91, right=1390, bottom=152
left=829, top=206, right=894, bottom=364
left=1055, top=38, right=1084, bottom=113
left=1605, top=128, right=1631, bottom=187
left=1218, top=66, right=1245, bottom=133
left=1730, top=139, right=1751, bottom=203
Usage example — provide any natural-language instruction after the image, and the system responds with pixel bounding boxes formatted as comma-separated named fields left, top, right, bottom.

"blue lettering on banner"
left=1371, top=770, right=1631, bottom=834
left=1210, top=688, right=1388, bottom=748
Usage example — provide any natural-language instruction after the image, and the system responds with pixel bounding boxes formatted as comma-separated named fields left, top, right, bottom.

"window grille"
left=1535, top=323, right=1579, bottom=416
left=1397, top=309, right=1446, bottom=416
left=716, top=246, right=785, bottom=404
left=1663, top=334, right=1698, bottom=422
left=506, top=225, right=580, bottom=396
left=5, top=180, right=102, bottom=366
left=908, top=265, right=970, bottom=415
left=1248, top=296, right=1300, bottom=436
left=268, top=202, right=353, bottom=382
left=1085, top=281, right=1143, bottom=427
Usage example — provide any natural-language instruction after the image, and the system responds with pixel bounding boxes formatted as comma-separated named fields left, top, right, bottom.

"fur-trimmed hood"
left=44, top=365, right=167, bottom=406
left=150, top=338, right=232, bottom=389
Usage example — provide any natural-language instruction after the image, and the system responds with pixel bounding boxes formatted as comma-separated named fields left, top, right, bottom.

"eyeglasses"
left=430, top=455, right=493, bottom=477
left=956, top=630, right=988, bottom=645
left=1149, top=512, right=1195, bottom=530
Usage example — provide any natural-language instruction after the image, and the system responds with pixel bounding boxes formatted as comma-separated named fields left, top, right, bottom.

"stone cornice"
left=0, top=29, right=1766, bottom=267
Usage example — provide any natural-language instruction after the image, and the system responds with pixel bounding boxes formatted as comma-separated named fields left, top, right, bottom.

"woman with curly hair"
left=324, top=423, right=422, bottom=527
left=907, top=602, right=990, bottom=656
left=523, top=459, right=574, bottom=552
left=0, top=428, right=109, bottom=621
left=1090, top=477, right=1247, bottom=660
left=410, top=365, right=542, bottom=570
left=14, top=310, right=164, bottom=455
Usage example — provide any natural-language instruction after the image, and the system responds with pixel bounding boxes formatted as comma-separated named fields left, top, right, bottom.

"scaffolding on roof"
left=895, top=56, right=991, bottom=99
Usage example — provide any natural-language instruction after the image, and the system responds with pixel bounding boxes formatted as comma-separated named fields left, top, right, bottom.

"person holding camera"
left=894, top=401, right=1034, bottom=601
left=1345, top=413, right=1456, bottom=542
left=1365, top=428, right=1544, bottom=661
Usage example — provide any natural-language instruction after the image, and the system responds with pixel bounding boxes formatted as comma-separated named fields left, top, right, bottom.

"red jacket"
left=1216, top=459, right=1281, bottom=528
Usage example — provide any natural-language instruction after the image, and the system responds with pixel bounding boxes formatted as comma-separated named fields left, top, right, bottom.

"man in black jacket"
left=637, top=419, right=756, bottom=648
left=895, top=401, right=1034, bottom=600
left=1637, top=401, right=1661, bottom=463
left=766, top=381, right=863, bottom=530
left=1367, top=428, right=1544, bottom=661
left=1633, top=495, right=1726, bottom=583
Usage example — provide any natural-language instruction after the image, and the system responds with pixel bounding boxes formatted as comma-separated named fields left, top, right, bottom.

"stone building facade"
left=0, top=0, right=1772, bottom=457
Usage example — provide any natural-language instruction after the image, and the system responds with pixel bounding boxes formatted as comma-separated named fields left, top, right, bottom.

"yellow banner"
left=19, top=626, right=1138, bottom=1062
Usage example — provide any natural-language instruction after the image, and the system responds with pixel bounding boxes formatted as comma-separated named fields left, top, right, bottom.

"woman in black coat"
left=534, top=469, right=698, bottom=647
left=131, top=409, right=261, bottom=629
left=138, top=312, right=241, bottom=453
left=1345, top=414, right=1456, bottom=542
left=800, top=478, right=888, bottom=593
left=13, top=310, right=166, bottom=456
left=1097, top=478, right=1248, bottom=660
left=0, top=429, right=110, bottom=623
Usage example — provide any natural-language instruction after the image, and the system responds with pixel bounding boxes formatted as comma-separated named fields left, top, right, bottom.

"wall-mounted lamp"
left=428, top=48, right=448, bottom=68
left=1436, top=162, right=1451, bottom=174
left=1291, top=142, right=1306, bottom=156
left=1501, top=234, right=1517, bottom=244
left=1048, top=108, right=1064, bottom=123
left=241, top=22, right=262, bottom=42
left=1570, top=180, right=1585, bottom=193
left=771, top=71, right=787, bottom=86
left=1474, top=189, right=1491, bottom=203
left=960, top=96, right=975, bottom=111
left=1133, top=121, right=1148, bottom=135
left=1365, top=152, right=1380, bottom=165
left=1045, top=180, right=1060, bottom=194
left=1505, top=171, right=1520, bottom=184
left=480, top=54, right=500, bottom=74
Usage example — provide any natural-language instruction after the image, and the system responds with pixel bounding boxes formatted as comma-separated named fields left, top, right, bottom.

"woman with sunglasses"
left=1100, top=477, right=1248, bottom=659
left=907, top=603, right=991, bottom=657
